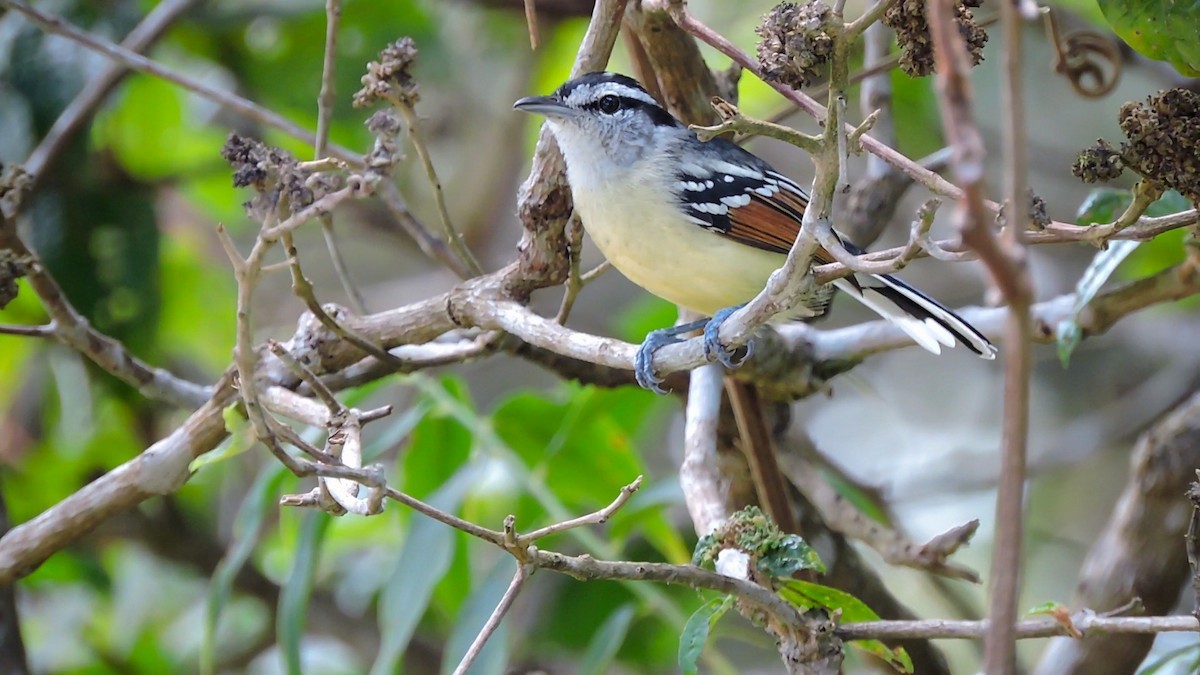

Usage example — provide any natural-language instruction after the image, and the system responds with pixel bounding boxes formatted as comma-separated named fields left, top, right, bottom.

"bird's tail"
left=833, top=275, right=997, bottom=358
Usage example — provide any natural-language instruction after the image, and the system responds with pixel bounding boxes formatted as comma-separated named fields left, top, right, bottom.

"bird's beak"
left=513, top=95, right=577, bottom=118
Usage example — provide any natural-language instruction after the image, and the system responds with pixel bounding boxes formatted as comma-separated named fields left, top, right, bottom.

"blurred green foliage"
left=1096, top=0, right=1200, bottom=76
left=2, top=0, right=1197, bottom=673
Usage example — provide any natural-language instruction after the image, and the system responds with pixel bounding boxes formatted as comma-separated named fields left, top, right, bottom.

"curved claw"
left=634, top=318, right=708, bottom=394
left=703, top=305, right=752, bottom=369
left=634, top=341, right=669, bottom=394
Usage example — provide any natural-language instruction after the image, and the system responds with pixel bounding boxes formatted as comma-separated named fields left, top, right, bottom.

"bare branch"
left=519, top=476, right=643, bottom=543
left=391, top=102, right=483, bottom=277
left=0, top=323, right=55, bottom=338
left=1033, top=392, right=1200, bottom=674
left=682, top=363, right=734, bottom=536
left=690, top=97, right=822, bottom=154
left=0, top=374, right=236, bottom=583
left=778, top=450, right=980, bottom=582
left=839, top=614, right=1200, bottom=641
left=0, top=224, right=211, bottom=407
left=452, top=565, right=530, bottom=675
left=799, top=260, right=1200, bottom=361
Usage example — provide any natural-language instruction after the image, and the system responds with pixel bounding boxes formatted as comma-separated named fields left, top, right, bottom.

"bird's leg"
left=703, top=304, right=753, bottom=369
left=634, top=317, right=708, bottom=394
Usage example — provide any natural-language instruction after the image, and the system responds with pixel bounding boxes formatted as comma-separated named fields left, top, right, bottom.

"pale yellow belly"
left=575, top=185, right=794, bottom=317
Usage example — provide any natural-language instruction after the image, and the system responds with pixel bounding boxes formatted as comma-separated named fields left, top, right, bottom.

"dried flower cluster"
left=0, top=249, right=31, bottom=309
left=997, top=189, right=1051, bottom=229
left=1073, top=89, right=1200, bottom=203
left=220, top=135, right=335, bottom=217
left=354, top=37, right=420, bottom=108
left=755, top=1, right=835, bottom=90
left=883, top=0, right=988, bottom=77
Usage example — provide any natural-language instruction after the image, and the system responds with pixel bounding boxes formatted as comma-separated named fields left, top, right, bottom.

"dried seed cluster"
left=996, top=189, right=1051, bottom=229
left=354, top=37, right=419, bottom=108
left=755, top=1, right=835, bottom=90
left=0, top=249, right=31, bottom=309
left=1072, top=139, right=1124, bottom=183
left=1073, top=88, right=1200, bottom=203
left=883, top=0, right=987, bottom=77
left=220, top=135, right=334, bottom=216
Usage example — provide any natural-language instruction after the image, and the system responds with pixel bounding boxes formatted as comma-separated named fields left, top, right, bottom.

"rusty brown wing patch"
left=723, top=189, right=837, bottom=266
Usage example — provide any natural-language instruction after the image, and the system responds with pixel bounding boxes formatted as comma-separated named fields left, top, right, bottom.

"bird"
left=514, top=72, right=996, bottom=393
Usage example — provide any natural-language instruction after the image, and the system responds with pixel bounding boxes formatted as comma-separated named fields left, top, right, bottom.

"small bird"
left=515, top=72, right=995, bottom=392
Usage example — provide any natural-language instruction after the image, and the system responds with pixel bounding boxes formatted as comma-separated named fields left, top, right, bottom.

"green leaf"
left=1057, top=239, right=1140, bottom=367
left=440, top=559, right=516, bottom=675
left=677, top=596, right=733, bottom=675
left=1096, top=0, right=1200, bottom=76
left=779, top=580, right=877, bottom=621
left=1025, top=600, right=1067, bottom=616
left=818, top=468, right=892, bottom=525
left=371, top=466, right=479, bottom=675
left=578, top=604, right=638, bottom=675
left=93, top=74, right=226, bottom=179
left=780, top=581, right=913, bottom=673
left=402, top=375, right=474, bottom=500
left=757, top=534, right=827, bottom=577
left=1059, top=189, right=1193, bottom=366
left=201, top=465, right=287, bottom=675
left=190, top=405, right=256, bottom=472
left=278, top=511, right=331, bottom=675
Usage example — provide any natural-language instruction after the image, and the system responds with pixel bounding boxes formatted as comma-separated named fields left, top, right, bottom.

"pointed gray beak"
left=513, top=95, right=577, bottom=118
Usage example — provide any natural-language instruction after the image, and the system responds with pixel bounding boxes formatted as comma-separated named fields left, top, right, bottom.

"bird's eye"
left=597, top=95, right=621, bottom=114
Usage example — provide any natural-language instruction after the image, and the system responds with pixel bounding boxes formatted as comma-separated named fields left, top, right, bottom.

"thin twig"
left=280, top=231, right=407, bottom=369
left=523, top=0, right=540, bottom=49
left=814, top=200, right=939, bottom=275
left=451, top=565, right=530, bottom=675
left=691, top=97, right=821, bottom=154
left=0, top=323, right=56, bottom=338
left=555, top=214, right=586, bottom=323
left=838, top=614, right=1200, bottom=641
left=312, top=0, right=368, bottom=313
left=519, top=476, right=643, bottom=542
left=392, top=102, right=483, bottom=277
left=377, top=182, right=474, bottom=278
left=982, top=0, right=1035, bottom=666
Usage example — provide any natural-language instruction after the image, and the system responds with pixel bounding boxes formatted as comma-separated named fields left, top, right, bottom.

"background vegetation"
left=1, top=0, right=1198, bottom=673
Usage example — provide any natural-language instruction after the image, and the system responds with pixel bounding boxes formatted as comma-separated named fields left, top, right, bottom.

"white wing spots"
left=723, top=175, right=735, bottom=183
left=754, top=185, right=778, bottom=197
left=692, top=202, right=729, bottom=215
left=712, top=160, right=765, bottom=179
left=705, top=179, right=714, bottom=188
left=721, top=194, right=752, bottom=208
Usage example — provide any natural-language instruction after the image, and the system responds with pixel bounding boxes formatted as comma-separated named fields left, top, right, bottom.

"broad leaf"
left=1097, top=0, right=1200, bottom=76
left=757, top=534, right=826, bottom=577
left=678, top=596, right=733, bottom=675
left=781, top=581, right=913, bottom=674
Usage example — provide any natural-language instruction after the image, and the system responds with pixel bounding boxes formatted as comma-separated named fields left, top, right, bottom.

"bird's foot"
left=635, top=318, right=708, bottom=394
left=703, top=304, right=752, bottom=369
